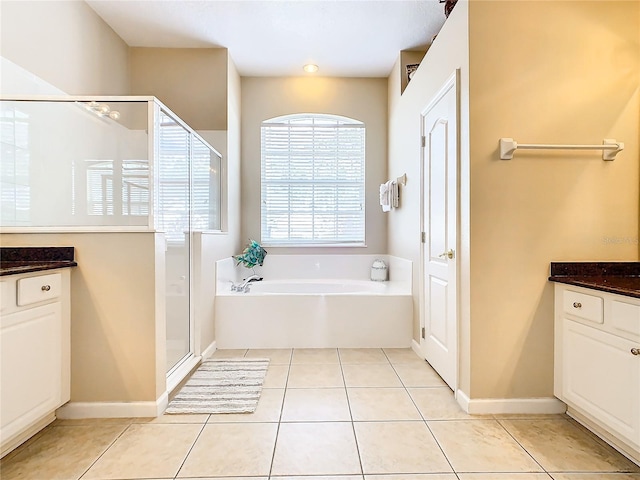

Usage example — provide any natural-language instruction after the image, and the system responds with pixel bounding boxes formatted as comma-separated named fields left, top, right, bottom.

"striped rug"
left=165, top=358, right=270, bottom=414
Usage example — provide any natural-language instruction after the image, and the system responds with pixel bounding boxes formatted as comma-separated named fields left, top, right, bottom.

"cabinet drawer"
left=563, top=290, right=603, bottom=324
left=611, top=300, right=640, bottom=337
left=17, top=273, right=61, bottom=307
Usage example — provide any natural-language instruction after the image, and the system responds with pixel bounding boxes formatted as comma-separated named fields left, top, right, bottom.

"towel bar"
left=499, top=138, right=624, bottom=161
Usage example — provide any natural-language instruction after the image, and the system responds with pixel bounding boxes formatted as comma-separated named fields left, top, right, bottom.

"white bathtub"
left=214, top=255, right=413, bottom=349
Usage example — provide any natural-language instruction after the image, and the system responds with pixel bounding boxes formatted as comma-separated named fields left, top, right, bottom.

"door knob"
left=632, top=348, right=640, bottom=356
left=438, top=249, right=455, bottom=259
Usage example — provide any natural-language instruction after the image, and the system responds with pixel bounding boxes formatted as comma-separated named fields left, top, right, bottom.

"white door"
left=420, top=72, right=459, bottom=391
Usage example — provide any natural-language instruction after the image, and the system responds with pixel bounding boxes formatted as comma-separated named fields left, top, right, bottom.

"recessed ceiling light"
left=303, top=64, right=319, bottom=73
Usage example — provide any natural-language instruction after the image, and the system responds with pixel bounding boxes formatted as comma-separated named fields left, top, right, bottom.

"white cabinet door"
left=0, top=302, right=62, bottom=444
left=562, top=318, right=640, bottom=449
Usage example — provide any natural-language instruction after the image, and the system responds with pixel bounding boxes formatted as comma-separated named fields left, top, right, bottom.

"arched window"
left=261, top=113, right=365, bottom=245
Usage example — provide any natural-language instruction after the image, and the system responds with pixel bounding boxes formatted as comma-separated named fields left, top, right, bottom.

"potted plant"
left=233, top=239, right=267, bottom=277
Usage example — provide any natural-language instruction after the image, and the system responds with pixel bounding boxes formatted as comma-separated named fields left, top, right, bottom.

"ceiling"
left=85, top=0, right=447, bottom=78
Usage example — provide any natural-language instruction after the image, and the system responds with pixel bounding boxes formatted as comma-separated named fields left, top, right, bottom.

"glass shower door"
left=157, top=110, right=192, bottom=373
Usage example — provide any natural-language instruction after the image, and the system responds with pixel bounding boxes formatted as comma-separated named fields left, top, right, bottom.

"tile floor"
left=2, top=348, right=639, bottom=480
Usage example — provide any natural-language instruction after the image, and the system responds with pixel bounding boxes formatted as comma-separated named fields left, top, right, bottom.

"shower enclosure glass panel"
left=0, top=100, right=149, bottom=227
left=158, top=110, right=191, bottom=373
left=0, top=97, right=223, bottom=381
left=192, top=136, right=221, bottom=232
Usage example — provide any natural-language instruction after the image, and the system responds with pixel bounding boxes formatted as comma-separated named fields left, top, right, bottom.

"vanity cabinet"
left=554, top=283, right=640, bottom=463
left=0, top=269, right=71, bottom=457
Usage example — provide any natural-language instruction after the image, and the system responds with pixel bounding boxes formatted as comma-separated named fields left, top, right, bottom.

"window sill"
left=194, top=230, right=226, bottom=235
left=260, top=243, right=367, bottom=248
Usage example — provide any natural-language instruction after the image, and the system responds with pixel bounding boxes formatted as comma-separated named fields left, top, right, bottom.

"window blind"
left=157, top=111, right=222, bottom=245
left=261, top=114, right=365, bottom=245
left=157, top=113, right=190, bottom=245
left=0, top=107, right=31, bottom=225
left=192, top=137, right=221, bottom=232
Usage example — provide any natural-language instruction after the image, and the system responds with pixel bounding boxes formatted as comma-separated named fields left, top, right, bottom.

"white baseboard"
left=456, top=390, right=567, bottom=415
left=201, top=340, right=217, bottom=360
left=411, top=338, right=422, bottom=358
left=456, top=389, right=471, bottom=412
left=56, top=392, right=169, bottom=419
left=57, top=347, right=212, bottom=421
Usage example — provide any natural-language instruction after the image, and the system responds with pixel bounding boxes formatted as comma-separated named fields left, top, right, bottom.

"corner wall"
left=467, top=0, right=640, bottom=399
left=194, top=55, right=243, bottom=352
left=129, top=48, right=228, bottom=130
left=0, top=0, right=129, bottom=95
left=0, top=233, right=159, bottom=403
left=240, top=76, right=389, bottom=255
left=387, top=1, right=471, bottom=393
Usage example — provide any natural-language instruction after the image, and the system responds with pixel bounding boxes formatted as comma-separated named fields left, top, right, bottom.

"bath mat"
left=165, top=358, right=270, bottom=414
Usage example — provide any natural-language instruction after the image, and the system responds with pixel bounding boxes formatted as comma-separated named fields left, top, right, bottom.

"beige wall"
left=0, top=233, right=160, bottom=403
left=467, top=0, right=639, bottom=399
left=241, top=76, right=389, bottom=254
left=388, top=0, right=639, bottom=401
left=387, top=1, right=471, bottom=393
left=129, top=48, right=228, bottom=130
left=0, top=1, right=129, bottom=95
left=195, top=56, right=243, bottom=350
left=226, top=56, right=243, bottom=252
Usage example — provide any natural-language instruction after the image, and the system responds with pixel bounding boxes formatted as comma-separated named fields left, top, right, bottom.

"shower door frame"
left=151, top=100, right=199, bottom=391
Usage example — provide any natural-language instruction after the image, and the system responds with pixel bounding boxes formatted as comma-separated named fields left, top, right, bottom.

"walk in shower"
left=0, top=96, right=222, bottom=395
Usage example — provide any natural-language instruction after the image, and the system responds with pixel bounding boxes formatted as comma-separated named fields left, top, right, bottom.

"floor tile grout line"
left=421, top=416, right=473, bottom=478
left=266, top=348, right=292, bottom=478
left=171, top=420, right=209, bottom=480
left=494, top=416, right=550, bottom=475
left=76, top=421, right=136, bottom=480
left=355, top=348, right=459, bottom=477
left=11, top=349, right=637, bottom=480
left=390, top=349, right=462, bottom=477
left=400, top=366, right=459, bottom=477
left=339, top=347, right=366, bottom=477
left=405, top=377, right=430, bottom=424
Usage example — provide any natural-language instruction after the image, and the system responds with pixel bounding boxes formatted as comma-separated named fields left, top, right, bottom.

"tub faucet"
left=231, top=274, right=263, bottom=292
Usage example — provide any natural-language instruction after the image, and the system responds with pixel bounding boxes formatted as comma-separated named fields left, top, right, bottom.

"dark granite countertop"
left=549, top=262, right=640, bottom=299
left=0, top=247, right=77, bottom=276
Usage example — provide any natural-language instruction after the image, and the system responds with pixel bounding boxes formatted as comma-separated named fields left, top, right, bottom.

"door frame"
left=155, top=103, right=198, bottom=392
left=419, top=69, right=461, bottom=393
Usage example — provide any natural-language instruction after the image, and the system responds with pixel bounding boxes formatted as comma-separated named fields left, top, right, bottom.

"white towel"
left=379, top=181, right=392, bottom=212
left=391, top=181, right=399, bottom=208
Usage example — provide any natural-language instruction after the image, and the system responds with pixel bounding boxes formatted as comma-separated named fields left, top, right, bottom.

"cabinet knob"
left=631, top=348, right=640, bottom=356
left=572, top=302, right=582, bottom=308
left=41, top=285, right=51, bottom=291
